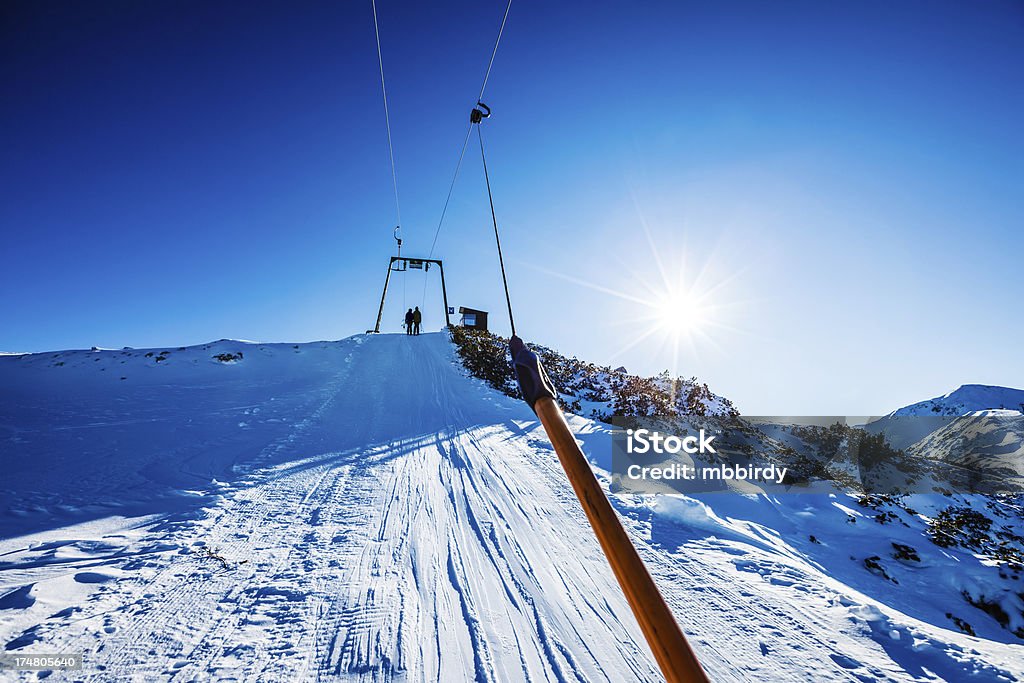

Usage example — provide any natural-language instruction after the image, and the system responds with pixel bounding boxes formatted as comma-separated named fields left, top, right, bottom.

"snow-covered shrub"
left=927, top=505, right=1024, bottom=570
left=449, top=327, right=738, bottom=421
left=449, top=326, right=519, bottom=398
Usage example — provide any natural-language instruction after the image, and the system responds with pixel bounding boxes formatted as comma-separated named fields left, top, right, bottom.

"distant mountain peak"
left=892, top=384, right=1024, bottom=417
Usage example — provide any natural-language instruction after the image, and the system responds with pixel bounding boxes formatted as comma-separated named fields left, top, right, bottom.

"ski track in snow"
left=0, top=333, right=1021, bottom=681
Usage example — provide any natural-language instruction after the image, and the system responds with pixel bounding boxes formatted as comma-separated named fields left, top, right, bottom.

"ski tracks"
left=309, top=336, right=659, bottom=682
left=5, top=333, right=1023, bottom=681
left=2, top=334, right=661, bottom=681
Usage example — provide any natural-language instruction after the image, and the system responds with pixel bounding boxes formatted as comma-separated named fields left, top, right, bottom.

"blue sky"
left=2, top=0, right=1022, bottom=415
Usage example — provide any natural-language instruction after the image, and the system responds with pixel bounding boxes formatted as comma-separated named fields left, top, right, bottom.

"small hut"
left=458, top=307, right=488, bottom=332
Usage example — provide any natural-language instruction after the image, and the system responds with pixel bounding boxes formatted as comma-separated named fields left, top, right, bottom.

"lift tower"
left=372, top=257, right=451, bottom=333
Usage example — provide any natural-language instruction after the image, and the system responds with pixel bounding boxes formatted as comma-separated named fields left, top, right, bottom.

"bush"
left=891, top=542, right=920, bottom=562
left=927, top=505, right=1024, bottom=571
left=448, top=327, right=738, bottom=421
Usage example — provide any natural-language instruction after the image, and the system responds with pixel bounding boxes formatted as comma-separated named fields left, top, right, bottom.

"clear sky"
left=3, top=0, right=1022, bottom=415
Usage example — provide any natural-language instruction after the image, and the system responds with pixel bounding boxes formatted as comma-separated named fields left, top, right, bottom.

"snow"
left=1, top=333, right=1021, bottom=680
left=863, top=385, right=1024, bottom=452
left=892, top=384, right=1024, bottom=418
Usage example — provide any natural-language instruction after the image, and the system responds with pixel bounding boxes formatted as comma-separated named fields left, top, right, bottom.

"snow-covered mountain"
left=863, top=384, right=1024, bottom=453
left=891, top=384, right=1024, bottom=417
left=0, top=333, right=1021, bottom=681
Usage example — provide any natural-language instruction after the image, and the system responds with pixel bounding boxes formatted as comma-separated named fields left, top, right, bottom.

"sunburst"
left=522, top=206, right=746, bottom=381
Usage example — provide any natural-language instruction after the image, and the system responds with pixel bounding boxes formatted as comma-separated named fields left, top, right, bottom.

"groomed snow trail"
left=1, top=334, right=659, bottom=681
left=2, top=333, right=1021, bottom=681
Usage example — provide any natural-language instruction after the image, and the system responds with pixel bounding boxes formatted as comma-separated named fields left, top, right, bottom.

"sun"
left=652, top=290, right=709, bottom=339
left=524, top=248, right=736, bottom=374
left=519, top=202, right=746, bottom=378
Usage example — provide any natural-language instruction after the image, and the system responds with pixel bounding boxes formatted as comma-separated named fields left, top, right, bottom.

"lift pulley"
left=470, top=101, right=491, bottom=124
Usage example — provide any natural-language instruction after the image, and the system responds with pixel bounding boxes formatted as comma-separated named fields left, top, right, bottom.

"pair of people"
left=404, top=307, right=422, bottom=335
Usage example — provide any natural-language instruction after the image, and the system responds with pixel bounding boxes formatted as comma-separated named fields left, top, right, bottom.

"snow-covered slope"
left=1, top=334, right=1021, bottom=681
left=864, top=384, right=1024, bottom=452
left=891, top=385, right=1024, bottom=417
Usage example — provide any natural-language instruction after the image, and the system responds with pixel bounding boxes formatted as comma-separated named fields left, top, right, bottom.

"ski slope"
left=1, top=333, right=1021, bottom=681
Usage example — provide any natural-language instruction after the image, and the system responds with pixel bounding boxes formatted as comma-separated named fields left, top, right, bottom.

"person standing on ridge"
left=412, top=306, right=422, bottom=336
left=404, top=308, right=414, bottom=335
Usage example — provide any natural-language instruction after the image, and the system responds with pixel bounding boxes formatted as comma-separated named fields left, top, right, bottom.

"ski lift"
left=372, top=256, right=451, bottom=333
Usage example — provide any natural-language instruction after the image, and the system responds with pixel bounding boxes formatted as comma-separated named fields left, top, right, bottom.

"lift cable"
left=372, top=0, right=407, bottom=312
left=426, top=125, right=473, bottom=262
left=371, top=0, right=403, bottom=236
left=477, top=0, right=512, bottom=104
left=423, top=0, right=513, bottom=274
left=474, top=113, right=515, bottom=337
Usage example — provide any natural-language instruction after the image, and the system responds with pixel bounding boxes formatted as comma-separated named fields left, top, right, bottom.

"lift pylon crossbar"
left=373, top=257, right=450, bottom=333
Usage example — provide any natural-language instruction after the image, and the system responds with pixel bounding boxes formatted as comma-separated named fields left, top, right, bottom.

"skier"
left=404, top=308, right=414, bottom=335
left=412, top=307, right=422, bottom=336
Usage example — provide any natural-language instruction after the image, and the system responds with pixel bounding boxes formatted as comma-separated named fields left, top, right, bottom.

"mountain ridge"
left=890, top=384, right=1024, bottom=417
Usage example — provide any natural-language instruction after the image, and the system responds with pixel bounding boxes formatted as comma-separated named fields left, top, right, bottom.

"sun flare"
left=652, top=290, right=710, bottom=339
left=522, top=204, right=747, bottom=378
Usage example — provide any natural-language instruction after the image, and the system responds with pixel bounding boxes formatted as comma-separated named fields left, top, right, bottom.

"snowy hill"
left=891, top=384, right=1024, bottom=417
left=1, top=333, right=1022, bottom=681
left=863, top=384, right=1024, bottom=452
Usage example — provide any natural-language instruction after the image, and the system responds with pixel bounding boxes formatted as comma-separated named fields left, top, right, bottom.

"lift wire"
left=372, top=0, right=406, bottom=314
left=421, top=0, right=513, bottom=311
left=372, top=0, right=403, bottom=239
left=477, top=0, right=512, bottom=104
left=426, top=124, right=473, bottom=261
left=475, top=123, right=516, bottom=337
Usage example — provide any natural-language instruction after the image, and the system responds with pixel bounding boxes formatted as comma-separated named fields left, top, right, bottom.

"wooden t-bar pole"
left=533, top=396, right=710, bottom=683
